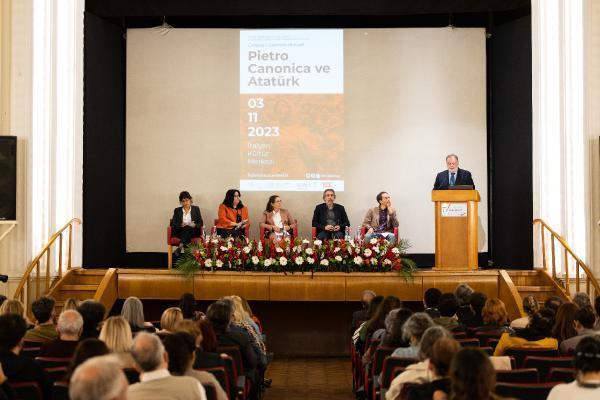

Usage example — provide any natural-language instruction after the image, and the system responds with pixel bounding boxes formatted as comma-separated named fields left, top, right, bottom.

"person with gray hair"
left=69, top=355, right=128, bottom=400
left=385, top=325, right=452, bottom=400
left=128, top=332, right=206, bottom=400
left=572, top=292, right=592, bottom=310
left=454, top=283, right=475, bottom=324
left=433, top=154, right=475, bottom=190
left=511, top=295, right=539, bottom=329
left=391, top=312, right=434, bottom=358
left=39, top=309, right=83, bottom=358
left=121, top=297, right=156, bottom=333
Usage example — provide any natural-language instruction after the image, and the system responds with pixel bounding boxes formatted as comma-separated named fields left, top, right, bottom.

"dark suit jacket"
left=171, top=205, right=203, bottom=228
left=311, top=203, right=350, bottom=234
left=433, top=168, right=475, bottom=190
left=0, top=350, right=51, bottom=400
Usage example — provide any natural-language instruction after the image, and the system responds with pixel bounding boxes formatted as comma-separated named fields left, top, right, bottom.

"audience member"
left=64, top=339, right=110, bottom=382
left=0, top=314, right=51, bottom=399
left=462, top=291, right=487, bottom=328
left=494, top=311, right=558, bottom=356
left=77, top=300, right=106, bottom=339
left=381, top=308, right=413, bottom=348
left=552, top=302, right=579, bottom=342
left=423, top=288, right=442, bottom=319
left=39, top=309, right=83, bottom=358
left=63, top=297, right=80, bottom=311
left=179, top=293, right=202, bottom=321
left=454, top=283, right=474, bottom=324
left=433, top=294, right=465, bottom=332
left=510, top=295, right=539, bottom=329
left=174, top=320, right=226, bottom=370
left=449, top=347, right=496, bottom=400
left=402, top=337, right=461, bottom=400
left=24, top=296, right=58, bottom=342
left=163, top=332, right=228, bottom=400
left=158, top=307, right=183, bottom=335
left=476, top=298, right=514, bottom=335
left=207, top=301, right=258, bottom=377
left=0, top=361, right=17, bottom=400
left=392, top=313, right=435, bottom=358
left=353, top=295, right=383, bottom=346
left=0, top=300, right=31, bottom=328
left=386, top=325, right=452, bottom=400
left=69, top=355, right=128, bottom=400
left=547, top=335, right=600, bottom=399
left=196, top=318, right=219, bottom=353
left=545, top=296, right=564, bottom=314
left=572, top=292, right=592, bottom=310
left=358, top=296, right=402, bottom=350
left=241, top=297, right=262, bottom=334
left=352, top=290, right=377, bottom=331
left=121, top=297, right=155, bottom=334
left=560, top=306, right=598, bottom=355
left=595, top=296, right=600, bottom=331
left=227, top=295, right=265, bottom=354
left=99, top=316, right=135, bottom=369
left=128, top=332, right=206, bottom=400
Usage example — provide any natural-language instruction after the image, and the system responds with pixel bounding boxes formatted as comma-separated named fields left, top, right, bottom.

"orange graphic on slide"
left=240, top=94, right=344, bottom=180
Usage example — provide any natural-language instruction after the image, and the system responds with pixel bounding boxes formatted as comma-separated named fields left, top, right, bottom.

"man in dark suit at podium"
left=433, top=154, right=475, bottom=190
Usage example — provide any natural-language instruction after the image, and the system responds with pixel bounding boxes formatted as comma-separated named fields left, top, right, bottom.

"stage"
left=49, top=267, right=567, bottom=356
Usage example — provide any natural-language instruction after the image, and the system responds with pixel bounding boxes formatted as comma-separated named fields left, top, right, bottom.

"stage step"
left=515, top=285, right=555, bottom=292
left=60, top=284, right=98, bottom=292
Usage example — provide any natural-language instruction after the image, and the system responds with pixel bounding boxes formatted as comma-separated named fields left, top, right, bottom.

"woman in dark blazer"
left=260, top=195, right=296, bottom=240
left=171, top=191, right=203, bottom=253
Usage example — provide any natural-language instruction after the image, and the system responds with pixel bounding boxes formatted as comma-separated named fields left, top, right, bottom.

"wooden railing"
left=13, top=218, right=81, bottom=304
left=533, top=218, right=600, bottom=299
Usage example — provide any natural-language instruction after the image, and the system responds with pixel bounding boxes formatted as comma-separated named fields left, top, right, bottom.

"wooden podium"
left=431, top=190, right=480, bottom=271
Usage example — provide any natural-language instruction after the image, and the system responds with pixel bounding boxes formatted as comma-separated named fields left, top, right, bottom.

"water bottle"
left=202, top=226, right=207, bottom=241
left=345, top=226, right=350, bottom=241
left=211, top=226, right=217, bottom=239
left=356, top=227, right=362, bottom=244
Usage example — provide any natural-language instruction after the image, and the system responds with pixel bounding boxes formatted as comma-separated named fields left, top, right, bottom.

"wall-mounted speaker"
left=0, top=136, right=17, bottom=220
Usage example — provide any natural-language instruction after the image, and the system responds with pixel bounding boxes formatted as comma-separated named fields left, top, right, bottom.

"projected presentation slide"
left=239, top=30, right=344, bottom=192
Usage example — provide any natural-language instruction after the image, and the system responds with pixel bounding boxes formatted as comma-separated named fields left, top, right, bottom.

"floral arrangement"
left=175, top=236, right=417, bottom=280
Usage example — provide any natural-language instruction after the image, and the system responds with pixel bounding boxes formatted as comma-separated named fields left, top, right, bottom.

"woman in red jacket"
left=215, top=189, right=249, bottom=238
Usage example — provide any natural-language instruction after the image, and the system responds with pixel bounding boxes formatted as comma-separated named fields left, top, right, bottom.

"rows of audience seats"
left=351, top=286, right=600, bottom=400
left=0, top=293, right=271, bottom=400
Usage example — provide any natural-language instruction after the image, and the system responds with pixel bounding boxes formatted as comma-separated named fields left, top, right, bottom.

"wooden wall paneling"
left=269, top=274, right=346, bottom=301
left=194, top=273, right=270, bottom=300
left=118, top=270, right=193, bottom=299
left=345, top=273, right=423, bottom=301
left=498, top=270, right=525, bottom=320
left=421, top=271, right=498, bottom=299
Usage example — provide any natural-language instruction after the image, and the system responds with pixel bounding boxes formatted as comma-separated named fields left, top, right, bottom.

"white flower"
left=204, top=259, right=213, bottom=267
left=307, top=257, right=315, bottom=264
left=384, top=259, right=392, bottom=265
left=302, top=239, right=310, bottom=244
left=276, top=246, right=284, bottom=253
left=294, top=256, right=304, bottom=265
left=292, top=245, right=301, bottom=253
left=364, top=248, right=372, bottom=257
left=373, top=247, right=380, bottom=253
left=257, top=241, right=263, bottom=251
left=251, top=256, right=259, bottom=265
left=264, top=258, right=272, bottom=267
left=335, top=255, right=342, bottom=262
left=243, top=246, right=251, bottom=254
left=313, top=240, right=322, bottom=246
left=211, top=239, right=219, bottom=244
left=334, top=247, right=341, bottom=253
left=347, top=246, right=353, bottom=253
left=320, top=259, right=329, bottom=266
left=353, top=256, right=363, bottom=265
left=392, top=247, right=400, bottom=254
left=220, top=246, right=228, bottom=252
left=227, top=242, right=233, bottom=248
left=215, top=260, right=224, bottom=268
left=279, top=256, right=288, bottom=266
left=305, top=248, right=314, bottom=255
left=370, top=238, right=378, bottom=245
left=349, top=240, right=356, bottom=248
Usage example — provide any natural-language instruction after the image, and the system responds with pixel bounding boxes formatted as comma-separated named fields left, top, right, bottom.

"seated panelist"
left=171, top=191, right=203, bottom=255
left=260, top=195, right=296, bottom=240
left=312, top=189, right=350, bottom=240
left=216, top=189, right=249, bottom=239
left=433, top=153, right=475, bottom=190
left=362, top=191, right=398, bottom=242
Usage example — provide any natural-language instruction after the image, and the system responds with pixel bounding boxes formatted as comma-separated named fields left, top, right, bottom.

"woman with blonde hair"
left=159, top=307, right=183, bottom=334
left=0, top=299, right=33, bottom=328
left=63, top=298, right=80, bottom=311
left=121, top=296, right=155, bottom=333
left=99, top=316, right=135, bottom=369
left=475, top=298, right=514, bottom=336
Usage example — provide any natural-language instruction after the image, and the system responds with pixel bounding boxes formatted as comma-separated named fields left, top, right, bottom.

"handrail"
left=533, top=218, right=600, bottom=299
left=13, top=218, right=81, bottom=305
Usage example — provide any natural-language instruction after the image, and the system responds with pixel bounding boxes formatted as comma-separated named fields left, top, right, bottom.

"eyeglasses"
left=274, top=200, right=282, bottom=202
